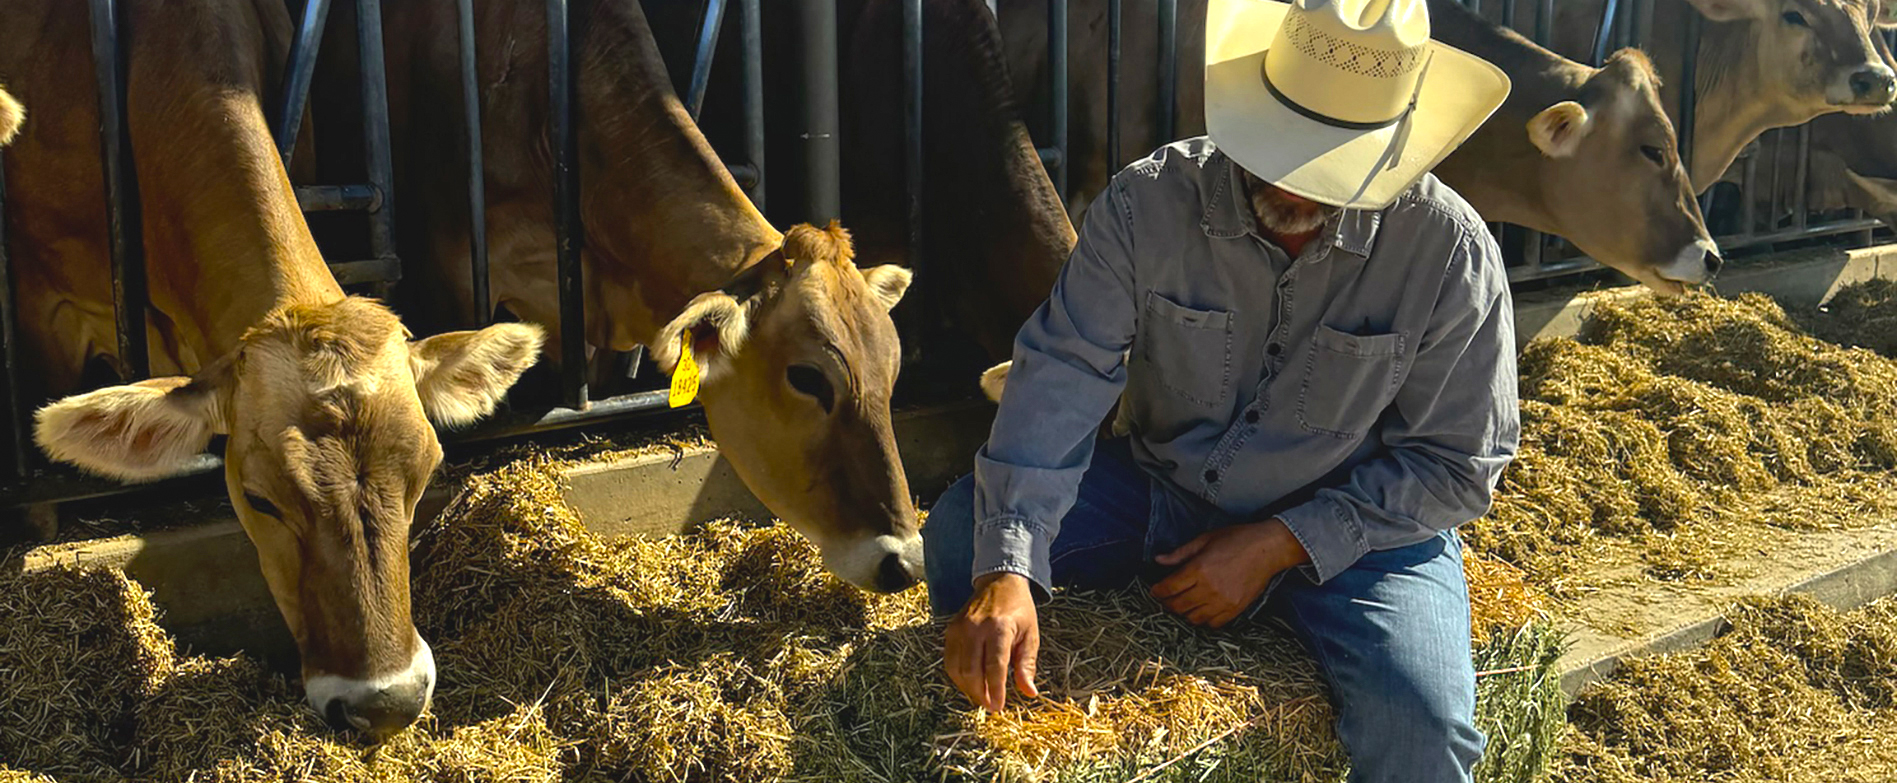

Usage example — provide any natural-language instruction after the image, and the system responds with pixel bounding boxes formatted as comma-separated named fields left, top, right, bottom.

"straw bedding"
left=1559, top=593, right=1897, bottom=783
left=1464, top=290, right=1897, bottom=595
left=0, top=449, right=1558, bottom=782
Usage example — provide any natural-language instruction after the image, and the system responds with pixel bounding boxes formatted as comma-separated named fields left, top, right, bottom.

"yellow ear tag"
left=669, top=334, right=701, bottom=408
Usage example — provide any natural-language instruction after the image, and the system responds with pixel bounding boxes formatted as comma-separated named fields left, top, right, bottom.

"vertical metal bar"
left=1793, top=124, right=1810, bottom=230
left=901, top=0, right=926, bottom=349
left=1629, top=0, right=1649, bottom=47
left=1048, top=0, right=1069, bottom=197
left=739, top=0, right=765, bottom=209
left=456, top=0, right=489, bottom=326
left=794, top=0, right=841, bottom=223
left=275, top=0, right=332, bottom=165
left=1678, top=13, right=1701, bottom=185
left=1769, top=130, right=1785, bottom=230
left=686, top=0, right=727, bottom=121
left=1534, top=0, right=1553, bottom=45
left=1107, top=0, right=1121, bottom=168
left=1466, top=0, right=1480, bottom=15
left=1740, top=139, right=1758, bottom=239
left=1614, top=0, right=1633, bottom=50
left=548, top=0, right=587, bottom=408
left=1157, top=0, right=1177, bottom=144
left=0, top=154, right=27, bottom=477
left=1590, top=0, right=1619, bottom=66
left=88, top=0, right=148, bottom=380
left=1501, top=0, right=1515, bottom=31
left=357, top=0, right=397, bottom=265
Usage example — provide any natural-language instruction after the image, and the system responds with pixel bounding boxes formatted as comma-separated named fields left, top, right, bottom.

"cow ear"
left=652, top=291, right=752, bottom=381
left=0, top=86, right=22, bottom=147
left=1527, top=101, right=1593, bottom=158
left=861, top=265, right=914, bottom=312
left=1679, top=0, right=1773, bottom=21
left=34, top=365, right=232, bottom=483
left=408, top=323, right=544, bottom=428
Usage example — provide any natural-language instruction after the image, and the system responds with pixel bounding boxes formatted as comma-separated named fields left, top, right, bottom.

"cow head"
left=1527, top=50, right=1720, bottom=294
left=1689, top=0, right=1897, bottom=114
left=34, top=298, right=541, bottom=739
left=651, top=223, right=922, bottom=594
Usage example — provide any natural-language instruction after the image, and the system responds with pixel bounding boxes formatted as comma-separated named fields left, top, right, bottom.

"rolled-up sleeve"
left=970, top=180, right=1141, bottom=594
left=1275, top=222, right=1520, bottom=583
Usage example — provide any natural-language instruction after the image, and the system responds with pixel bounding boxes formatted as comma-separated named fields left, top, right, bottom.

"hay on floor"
left=1465, top=291, right=1897, bottom=594
left=1560, top=593, right=1897, bottom=783
left=0, top=446, right=1564, bottom=783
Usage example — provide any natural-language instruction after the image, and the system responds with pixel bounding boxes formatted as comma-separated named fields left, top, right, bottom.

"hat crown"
left=1267, top=0, right=1431, bottom=124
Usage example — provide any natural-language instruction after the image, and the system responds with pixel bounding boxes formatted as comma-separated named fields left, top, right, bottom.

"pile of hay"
left=1560, top=593, right=1897, bottom=783
left=1800, top=278, right=1897, bottom=358
left=1466, top=291, right=1897, bottom=592
left=0, top=448, right=1562, bottom=783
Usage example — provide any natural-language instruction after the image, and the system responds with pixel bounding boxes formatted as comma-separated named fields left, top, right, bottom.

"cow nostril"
left=322, top=698, right=355, bottom=732
left=1703, top=250, right=1723, bottom=276
left=1851, top=66, right=1897, bottom=100
left=877, top=552, right=920, bottom=593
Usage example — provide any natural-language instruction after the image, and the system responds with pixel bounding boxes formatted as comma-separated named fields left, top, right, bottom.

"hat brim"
left=1204, top=0, right=1509, bottom=210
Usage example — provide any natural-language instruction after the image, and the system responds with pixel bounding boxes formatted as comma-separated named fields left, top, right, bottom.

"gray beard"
left=1241, top=170, right=1337, bottom=235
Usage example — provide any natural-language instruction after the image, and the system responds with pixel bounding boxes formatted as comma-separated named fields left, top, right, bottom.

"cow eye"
left=243, top=492, right=282, bottom=518
left=1782, top=10, right=1809, bottom=25
left=787, top=364, right=835, bottom=413
left=1641, top=145, right=1666, bottom=165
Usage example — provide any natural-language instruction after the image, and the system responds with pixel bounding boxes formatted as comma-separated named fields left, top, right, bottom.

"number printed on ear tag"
left=669, top=334, right=700, bottom=408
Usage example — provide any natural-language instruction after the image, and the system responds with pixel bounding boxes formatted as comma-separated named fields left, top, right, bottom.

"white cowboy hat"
left=1205, top=0, right=1509, bottom=209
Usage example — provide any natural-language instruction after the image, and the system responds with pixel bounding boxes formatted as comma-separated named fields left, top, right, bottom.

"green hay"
left=0, top=450, right=1565, bottom=782
left=1559, top=594, right=1897, bottom=783
left=1466, top=292, right=1897, bottom=595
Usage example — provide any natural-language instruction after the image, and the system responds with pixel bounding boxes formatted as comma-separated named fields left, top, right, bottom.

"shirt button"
left=1266, top=343, right=1283, bottom=356
left=1245, top=410, right=1260, bottom=424
left=1204, top=469, right=1220, bottom=483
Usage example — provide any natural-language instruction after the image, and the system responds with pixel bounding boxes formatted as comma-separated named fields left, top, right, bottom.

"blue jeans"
left=923, top=439, right=1485, bottom=783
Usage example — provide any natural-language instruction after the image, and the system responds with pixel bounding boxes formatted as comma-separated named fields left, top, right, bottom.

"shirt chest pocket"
left=1298, top=325, right=1406, bottom=439
left=1134, top=291, right=1232, bottom=409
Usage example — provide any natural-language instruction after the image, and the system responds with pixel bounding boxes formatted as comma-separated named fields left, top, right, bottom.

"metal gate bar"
left=1043, top=0, right=1069, bottom=194
left=903, top=0, right=926, bottom=341
left=685, top=0, right=727, bottom=119
left=275, top=0, right=332, bottom=164
left=1157, top=0, right=1177, bottom=142
left=546, top=0, right=587, bottom=409
left=458, top=0, right=490, bottom=325
left=1107, top=0, right=1121, bottom=168
left=357, top=0, right=398, bottom=284
left=738, top=0, right=765, bottom=207
left=88, top=0, right=149, bottom=381
left=0, top=156, right=25, bottom=478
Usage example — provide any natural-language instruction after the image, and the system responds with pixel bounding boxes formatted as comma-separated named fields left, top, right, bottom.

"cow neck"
left=1667, top=5, right=1787, bottom=190
left=573, top=0, right=781, bottom=350
left=133, top=92, right=343, bottom=360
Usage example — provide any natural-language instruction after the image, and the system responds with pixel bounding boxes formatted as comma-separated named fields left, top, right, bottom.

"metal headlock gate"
left=0, top=0, right=1891, bottom=514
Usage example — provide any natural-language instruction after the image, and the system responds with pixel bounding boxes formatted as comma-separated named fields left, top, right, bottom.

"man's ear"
left=409, top=322, right=545, bottom=428
left=861, top=265, right=914, bottom=312
left=1527, top=101, right=1593, bottom=158
left=651, top=291, right=752, bottom=381
left=34, top=362, right=233, bottom=482
left=1679, top=0, right=1774, bottom=21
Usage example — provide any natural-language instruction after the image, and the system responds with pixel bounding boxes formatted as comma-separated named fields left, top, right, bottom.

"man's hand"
left=1151, top=519, right=1310, bottom=628
left=944, top=572, right=1040, bottom=711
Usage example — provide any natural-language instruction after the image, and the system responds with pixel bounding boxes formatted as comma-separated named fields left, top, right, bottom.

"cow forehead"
left=775, top=263, right=900, bottom=369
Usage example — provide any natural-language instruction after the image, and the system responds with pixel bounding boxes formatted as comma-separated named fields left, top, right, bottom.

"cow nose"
left=322, top=677, right=430, bottom=739
left=876, top=551, right=922, bottom=593
left=1851, top=64, right=1897, bottom=103
left=1703, top=248, right=1723, bottom=277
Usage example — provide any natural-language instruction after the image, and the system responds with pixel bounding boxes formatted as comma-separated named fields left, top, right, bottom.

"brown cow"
left=1551, top=0, right=1897, bottom=190
left=2, top=0, right=539, bottom=737
left=373, top=0, right=926, bottom=592
left=1721, top=111, right=1897, bottom=229
left=1430, top=0, right=1722, bottom=292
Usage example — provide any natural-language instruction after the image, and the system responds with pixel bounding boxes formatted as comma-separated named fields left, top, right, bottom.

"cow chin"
left=818, top=532, right=926, bottom=594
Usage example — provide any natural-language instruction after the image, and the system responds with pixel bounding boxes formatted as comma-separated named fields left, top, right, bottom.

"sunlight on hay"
left=1560, top=594, right=1897, bottom=783
left=0, top=445, right=1566, bottom=782
left=1464, top=290, right=1897, bottom=595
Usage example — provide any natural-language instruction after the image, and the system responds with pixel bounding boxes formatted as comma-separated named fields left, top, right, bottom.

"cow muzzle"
left=1657, top=239, right=1722, bottom=290
left=828, top=534, right=926, bottom=593
left=305, top=635, right=437, bottom=740
left=1835, top=63, right=1897, bottom=109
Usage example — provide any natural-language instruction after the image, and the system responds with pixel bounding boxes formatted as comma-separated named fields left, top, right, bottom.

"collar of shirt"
left=1196, top=151, right=1384, bottom=260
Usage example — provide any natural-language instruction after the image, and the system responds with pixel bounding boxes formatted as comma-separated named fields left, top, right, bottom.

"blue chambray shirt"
left=971, top=137, right=1520, bottom=592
